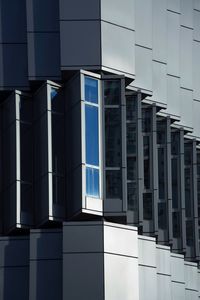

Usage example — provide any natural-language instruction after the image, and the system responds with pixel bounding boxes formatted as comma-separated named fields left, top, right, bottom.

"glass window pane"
left=104, top=80, right=121, bottom=105
left=127, top=157, right=136, bottom=181
left=105, top=108, right=121, bottom=167
left=142, top=108, right=152, bottom=133
left=85, top=77, right=98, bottom=104
left=158, top=202, right=167, bottom=229
left=86, top=167, right=99, bottom=197
left=85, top=104, right=99, bottom=166
left=172, top=158, right=179, bottom=209
left=173, top=211, right=181, bottom=238
left=106, top=170, right=121, bottom=199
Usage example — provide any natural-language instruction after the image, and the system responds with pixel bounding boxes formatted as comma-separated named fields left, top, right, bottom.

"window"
left=84, top=76, right=100, bottom=198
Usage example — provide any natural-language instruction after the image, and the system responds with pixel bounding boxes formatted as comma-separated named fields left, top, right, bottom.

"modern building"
left=0, top=0, right=200, bottom=299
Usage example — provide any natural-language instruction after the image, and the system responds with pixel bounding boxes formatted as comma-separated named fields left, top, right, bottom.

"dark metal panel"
left=59, top=0, right=100, bottom=20
left=180, top=129, right=186, bottom=252
left=152, top=105, right=158, bottom=235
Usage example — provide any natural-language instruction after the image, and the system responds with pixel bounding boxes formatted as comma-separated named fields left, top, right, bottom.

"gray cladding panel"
left=0, top=44, right=28, bottom=88
left=193, top=41, right=200, bottom=101
left=63, top=253, right=104, bottom=300
left=0, top=238, right=29, bottom=267
left=0, top=267, right=29, bottom=300
left=131, top=45, right=152, bottom=92
left=194, top=10, right=200, bottom=42
left=27, top=33, right=60, bottom=78
left=179, top=88, right=193, bottom=129
left=29, top=260, right=62, bottom=300
left=153, top=0, right=167, bottom=63
left=167, top=11, right=180, bottom=77
left=135, top=0, right=152, bottom=48
left=166, top=75, right=180, bottom=118
left=0, top=0, right=27, bottom=43
left=180, top=26, right=193, bottom=90
left=193, top=100, right=200, bottom=138
left=63, top=223, right=103, bottom=253
left=167, top=0, right=180, bottom=13
left=101, top=21, right=135, bottom=77
left=101, top=0, right=135, bottom=30
left=157, top=275, right=172, bottom=300
left=151, top=61, right=167, bottom=105
left=59, top=0, right=100, bottom=20
left=60, top=21, right=101, bottom=67
left=30, top=230, right=62, bottom=260
left=194, top=0, right=200, bottom=11
left=26, top=0, right=59, bottom=32
left=156, top=246, right=171, bottom=275
left=180, top=0, right=193, bottom=28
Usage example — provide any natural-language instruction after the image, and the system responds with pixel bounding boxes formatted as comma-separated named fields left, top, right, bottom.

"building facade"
left=0, top=0, right=200, bottom=299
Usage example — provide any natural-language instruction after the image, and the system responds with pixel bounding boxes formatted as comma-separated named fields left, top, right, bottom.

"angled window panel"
left=66, top=71, right=103, bottom=219
left=2, top=92, right=34, bottom=233
left=103, top=77, right=127, bottom=218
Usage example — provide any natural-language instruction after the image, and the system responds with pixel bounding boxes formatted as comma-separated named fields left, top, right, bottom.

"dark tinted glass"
left=127, top=157, right=137, bottom=181
left=20, top=123, right=33, bottom=182
left=171, top=131, right=179, bottom=155
left=106, top=170, right=121, bottom=199
left=158, top=202, right=167, bottom=229
left=143, top=193, right=152, bottom=220
left=20, top=97, right=32, bottom=123
left=172, top=158, right=179, bottom=209
left=173, top=211, right=181, bottom=238
left=127, top=123, right=136, bottom=154
left=186, top=220, right=194, bottom=246
left=52, top=114, right=65, bottom=175
left=21, top=182, right=32, bottom=213
left=127, top=182, right=137, bottom=211
left=104, top=80, right=121, bottom=105
left=86, top=167, right=99, bottom=197
left=157, top=120, right=166, bottom=145
left=105, top=108, right=121, bottom=167
left=158, top=147, right=165, bottom=200
left=85, top=104, right=99, bottom=166
left=142, top=108, right=152, bottom=132
left=85, top=77, right=98, bottom=104
left=53, top=175, right=65, bottom=205
left=185, top=167, right=193, bottom=217
left=184, top=143, right=192, bottom=165
left=126, top=95, right=137, bottom=121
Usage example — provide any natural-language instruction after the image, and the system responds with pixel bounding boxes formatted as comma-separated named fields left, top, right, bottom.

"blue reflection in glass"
left=86, top=167, right=99, bottom=197
left=51, top=88, right=58, bottom=100
left=85, top=104, right=99, bottom=166
left=85, top=77, right=98, bottom=104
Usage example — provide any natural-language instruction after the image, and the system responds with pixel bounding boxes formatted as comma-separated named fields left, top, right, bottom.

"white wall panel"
left=180, top=0, right=193, bottom=28
left=139, top=266, right=157, bottom=300
left=194, top=10, right=200, bottom=41
left=151, top=61, right=167, bottom=106
left=180, top=26, right=193, bottom=90
left=101, top=0, right=135, bottom=30
left=157, top=275, right=172, bottom=300
left=104, top=224, right=138, bottom=257
left=193, top=41, right=200, bottom=101
left=131, top=45, right=152, bottom=92
left=101, top=22, right=135, bottom=77
left=153, top=0, right=167, bottom=63
left=170, top=254, right=185, bottom=283
left=105, top=254, right=139, bottom=300
left=167, top=0, right=180, bottom=13
left=185, top=290, right=199, bottom=300
left=171, top=282, right=186, bottom=300
left=135, top=0, right=152, bottom=48
left=184, top=262, right=199, bottom=291
left=156, top=245, right=171, bottom=275
left=166, top=75, right=180, bottom=118
left=167, top=11, right=180, bottom=77
left=138, top=236, right=156, bottom=267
